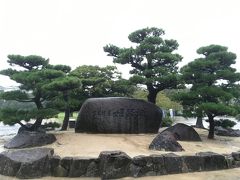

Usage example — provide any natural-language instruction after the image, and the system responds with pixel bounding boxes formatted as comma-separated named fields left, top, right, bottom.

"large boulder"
left=75, top=97, right=162, bottom=133
left=4, top=130, right=56, bottom=149
left=162, top=123, right=202, bottom=141
left=149, top=131, right=184, bottom=152
left=0, top=148, right=54, bottom=178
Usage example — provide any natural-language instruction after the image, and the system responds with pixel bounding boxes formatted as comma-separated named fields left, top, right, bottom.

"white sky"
left=0, top=0, right=240, bottom=87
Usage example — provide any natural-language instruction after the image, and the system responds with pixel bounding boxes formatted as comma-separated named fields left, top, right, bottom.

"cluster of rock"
left=1, top=148, right=240, bottom=179
left=215, top=126, right=240, bottom=137
left=149, top=123, right=201, bottom=152
left=75, top=97, right=162, bottom=133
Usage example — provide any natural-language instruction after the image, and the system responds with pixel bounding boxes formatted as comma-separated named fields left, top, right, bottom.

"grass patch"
left=56, top=112, right=78, bottom=122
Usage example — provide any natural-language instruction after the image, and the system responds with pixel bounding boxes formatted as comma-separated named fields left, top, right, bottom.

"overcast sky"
left=0, top=0, right=240, bottom=87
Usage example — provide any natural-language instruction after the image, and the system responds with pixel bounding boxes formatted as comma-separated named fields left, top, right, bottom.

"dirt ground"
left=41, top=130, right=240, bottom=180
left=44, top=128, right=240, bottom=158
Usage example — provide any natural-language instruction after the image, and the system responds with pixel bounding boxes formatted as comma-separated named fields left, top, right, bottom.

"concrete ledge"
left=0, top=148, right=239, bottom=179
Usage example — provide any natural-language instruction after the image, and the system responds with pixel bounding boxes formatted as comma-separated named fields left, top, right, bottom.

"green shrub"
left=215, top=119, right=236, bottom=128
left=42, top=122, right=61, bottom=130
left=161, top=116, right=174, bottom=127
left=235, top=114, right=240, bottom=121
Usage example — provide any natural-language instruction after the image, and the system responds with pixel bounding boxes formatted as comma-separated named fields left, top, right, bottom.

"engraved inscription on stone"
left=92, top=108, right=146, bottom=121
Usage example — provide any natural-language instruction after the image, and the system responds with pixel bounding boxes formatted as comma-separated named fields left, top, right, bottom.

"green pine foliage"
left=175, top=45, right=240, bottom=139
left=104, top=27, right=182, bottom=104
left=133, top=88, right=182, bottom=111
left=214, top=119, right=236, bottom=128
left=70, top=65, right=135, bottom=98
left=0, top=55, right=65, bottom=129
left=43, top=65, right=81, bottom=130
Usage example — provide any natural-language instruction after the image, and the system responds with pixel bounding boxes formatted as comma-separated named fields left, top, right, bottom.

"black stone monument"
left=75, top=97, right=162, bottom=133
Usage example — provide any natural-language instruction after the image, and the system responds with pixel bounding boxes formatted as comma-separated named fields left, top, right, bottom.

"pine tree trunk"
left=61, top=108, right=70, bottom=131
left=208, top=115, right=215, bottom=139
left=147, top=90, right=158, bottom=104
left=146, top=84, right=158, bottom=104
left=31, top=94, right=43, bottom=131
left=32, top=118, right=43, bottom=130
left=61, top=91, right=70, bottom=131
left=147, top=93, right=157, bottom=104
left=195, top=117, right=204, bottom=128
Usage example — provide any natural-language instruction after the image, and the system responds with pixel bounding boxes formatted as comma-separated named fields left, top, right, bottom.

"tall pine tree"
left=176, top=45, right=240, bottom=139
left=104, top=27, right=182, bottom=104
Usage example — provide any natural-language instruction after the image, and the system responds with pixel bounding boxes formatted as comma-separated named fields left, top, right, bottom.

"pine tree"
left=104, top=27, right=182, bottom=104
left=0, top=55, right=64, bottom=130
left=176, top=45, right=240, bottom=139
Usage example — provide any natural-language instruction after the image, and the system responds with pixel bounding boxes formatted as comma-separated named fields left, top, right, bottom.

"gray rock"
left=52, top=166, right=68, bottom=177
left=86, top=160, right=100, bottom=177
left=231, top=152, right=240, bottom=161
left=149, top=123, right=201, bottom=152
left=149, top=131, right=184, bottom=152
left=182, top=155, right=204, bottom=172
left=130, top=155, right=155, bottom=177
left=223, top=154, right=234, bottom=168
left=75, top=97, right=162, bottom=133
left=130, top=155, right=166, bottom=177
left=162, top=123, right=202, bottom=141
left=0, top=153, right=21, bottom=176
left=99, top=150, right=132, bottom=179
left=60, top=157, right=73, bottom=176
left=18, top=124, right=46, bottom=134
left=4, top=131, right=56, bottom=149
left=150, top=154, right=167, bottom=175
left=49, top=155, right=63, bottom=177
left=196, top=152, right=228, bottom=171
left=215, top=127, right=240, bottom=137
left=0, top=148, right=54, bottom=178
left=163, top=153, right=184, bottom=174
left=50, top=156, right=76, bottom=177
left=234, top=161, right=240, bottom=167
left=69, top=157, right=99, bottom=177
